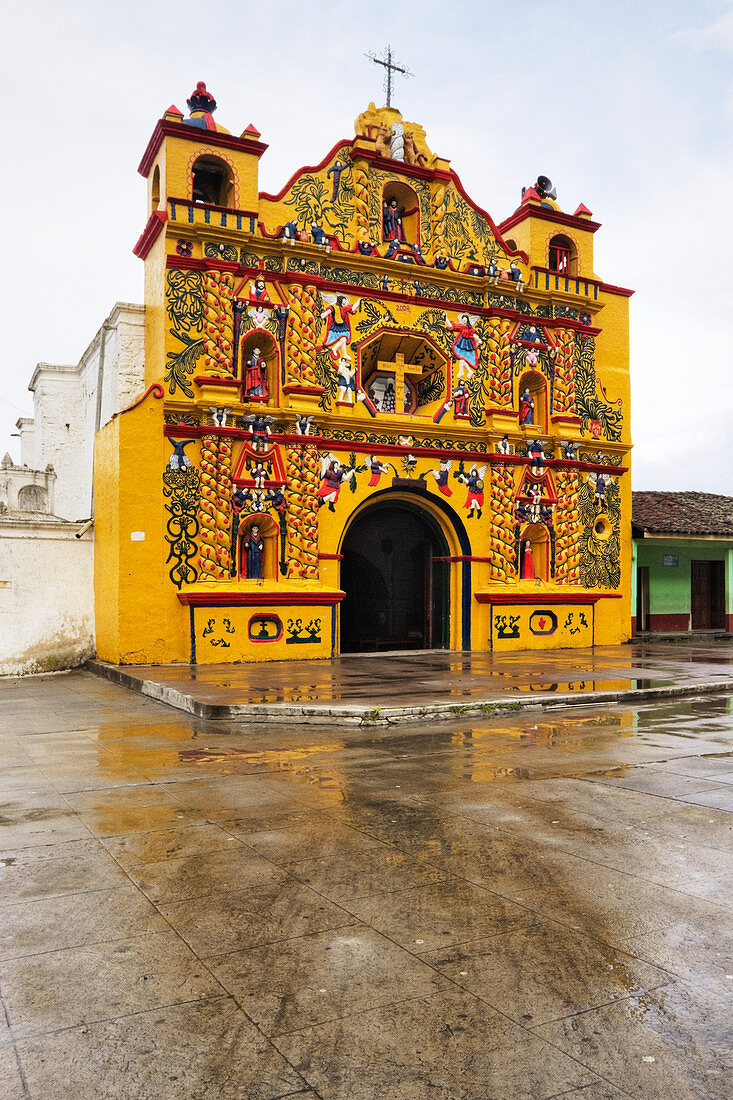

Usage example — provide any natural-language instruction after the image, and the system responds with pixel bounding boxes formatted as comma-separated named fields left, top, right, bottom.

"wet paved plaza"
left=93, top=640, right=733, bottom=721
left=0, top=668, right=731, bottom=1098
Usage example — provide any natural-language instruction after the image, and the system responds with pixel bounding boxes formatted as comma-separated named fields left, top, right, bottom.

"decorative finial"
left=187, top=81, right=217, bottom=115
left=365, top=46, right=413, bottom=108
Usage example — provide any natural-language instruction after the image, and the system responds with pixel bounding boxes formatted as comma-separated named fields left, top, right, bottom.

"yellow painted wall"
left=95, top=97, right=633, bottom=665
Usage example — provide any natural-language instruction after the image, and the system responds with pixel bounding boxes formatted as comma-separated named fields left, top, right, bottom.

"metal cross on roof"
left=365, top=46, right=413, bottom=108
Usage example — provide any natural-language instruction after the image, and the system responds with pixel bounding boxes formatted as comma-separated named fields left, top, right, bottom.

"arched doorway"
left=340, top=499, right=450, bottom=653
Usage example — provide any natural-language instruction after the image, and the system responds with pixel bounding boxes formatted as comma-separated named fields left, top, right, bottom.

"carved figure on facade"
left=429, top=458, right=453, bottom=496
left=519, top=387, right=535, bottom=425
left=317, top=455, right=356, bottom=512
left=243, top=348, right=269, bottom=399
left=243, top=524, right=265, bottom=581
left=445, top=312, right=482, bottom=380
left=457, top=463, right=486, bottom=518
left=321, top=293, right=361, bottom=358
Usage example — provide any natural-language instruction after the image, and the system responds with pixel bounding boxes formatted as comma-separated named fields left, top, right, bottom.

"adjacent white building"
left=0, top=303, right=144, bottom=674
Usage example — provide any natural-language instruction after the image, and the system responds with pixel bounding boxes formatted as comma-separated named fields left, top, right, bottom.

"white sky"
left=2, top=0, right=732, bottom=491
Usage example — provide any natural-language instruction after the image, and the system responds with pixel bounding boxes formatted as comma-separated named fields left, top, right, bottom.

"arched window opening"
left=241, top=330, right=278, bottom=403
left=382, top=181, right=420, bottom=246
left=151, top=165, right=161, bottom=211
left=518, top=371, right=548, bottom=433
left=191, top=155, right=234, bottom=207
left=17, top=485, right=47, bottom=512
left=520, top=522, right=550, bottom=581
left=548, top=234, right=576, bottom=275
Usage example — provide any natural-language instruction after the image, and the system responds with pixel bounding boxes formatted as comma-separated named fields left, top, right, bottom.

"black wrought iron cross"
left=366, top=46, right=413, bottom=108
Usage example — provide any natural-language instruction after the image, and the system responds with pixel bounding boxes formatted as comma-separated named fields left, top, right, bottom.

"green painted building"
left=632, top=492, right=733, bottom=635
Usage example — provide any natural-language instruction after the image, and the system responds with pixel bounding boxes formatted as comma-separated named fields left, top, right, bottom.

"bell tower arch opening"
left=339, top=497, right=450, bottom=653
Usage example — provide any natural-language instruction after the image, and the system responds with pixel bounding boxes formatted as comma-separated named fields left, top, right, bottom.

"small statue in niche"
left=561, top=440, right=579, bottom=460
left=519, top=388, right=534, bottom=425
left=244, top=347, right=269, bottom=399
left=435, top=254, right=449, bottom=270
left=243, top=524, right=265, bottom=581
left=487, top=257, right=499, bottom=284
left=496, top=435, right=511, bottom=455
left=521, top=540, right=536, bottom=579
left=383, top=197, right=406, bottom=242
left=326, top=159, right=344, bottom=201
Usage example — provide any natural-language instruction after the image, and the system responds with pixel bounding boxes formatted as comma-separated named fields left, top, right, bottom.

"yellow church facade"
left=94, top=83, right=632, bottom=665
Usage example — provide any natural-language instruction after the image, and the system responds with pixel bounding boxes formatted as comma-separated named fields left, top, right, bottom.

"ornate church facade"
left=94, top=83, right=632, bottom=664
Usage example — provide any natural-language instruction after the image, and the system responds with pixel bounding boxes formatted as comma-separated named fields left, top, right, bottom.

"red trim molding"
left=193, top=375, right=242, bottom=389
left=139, top=120, right=268, bottom=177
left=178, top=590, right=345, bottom=607
left=259, top=139, right=352, bottom=202
left=499, top=205, right=602, bottom=235
left=476, top=592, right=622, bottom=605
left=318, top=553, right=344, bottom=561
left=434, top=556, right=492, bottom=564
left=133, top=211, right=167, bottom=259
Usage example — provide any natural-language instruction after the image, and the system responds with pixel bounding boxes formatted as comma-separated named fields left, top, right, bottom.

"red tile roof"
left=633, top=491, right=733, bottom=536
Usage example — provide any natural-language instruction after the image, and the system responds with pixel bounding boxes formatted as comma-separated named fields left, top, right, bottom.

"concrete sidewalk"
left=89, top=640, right=733, bottom=724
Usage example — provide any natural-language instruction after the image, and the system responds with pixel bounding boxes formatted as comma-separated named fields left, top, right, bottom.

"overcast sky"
left=2, top=0, right=732, bottom=491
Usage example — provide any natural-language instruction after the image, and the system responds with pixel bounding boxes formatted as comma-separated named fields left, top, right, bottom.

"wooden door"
left=691, top=560, right=725, bottom=630
left=636, top=566, right=649, bottom=631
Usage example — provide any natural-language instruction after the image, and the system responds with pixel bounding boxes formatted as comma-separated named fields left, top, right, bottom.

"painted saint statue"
left=445, top=312, right=483, bottom=379
left=244, top=348, right=269, bottom=399
left=243, top=524, right=264, bottom=580
left=519, top=388, right=534, bottom=425
left=320, top=294, right=361, bottom=358
left=382, top=198, right=405, bottom=242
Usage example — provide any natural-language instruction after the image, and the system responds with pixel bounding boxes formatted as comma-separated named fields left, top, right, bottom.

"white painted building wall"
left=0, top=301, right=144, bottom=674
left=0, top=519, right=94, bottom=675
left=23, top=302, right=145, bottom=521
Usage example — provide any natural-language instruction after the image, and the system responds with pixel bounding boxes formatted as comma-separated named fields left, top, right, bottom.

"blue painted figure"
left=243, top=524, right=264, bottom=581
left=327, top=160, right=344, bottom=201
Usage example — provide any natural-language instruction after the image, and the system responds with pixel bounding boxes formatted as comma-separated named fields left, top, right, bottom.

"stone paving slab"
left=0, top=671, right=731, bottom=1098
left=89, top=640, right=733, bottom=723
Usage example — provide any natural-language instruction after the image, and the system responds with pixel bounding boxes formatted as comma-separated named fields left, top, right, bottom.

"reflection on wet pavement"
left=0, top=669, right=730, bottom=1098
left=92, top=640, right=733, bottom=716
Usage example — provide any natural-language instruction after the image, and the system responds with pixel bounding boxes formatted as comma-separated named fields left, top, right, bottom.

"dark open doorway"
left=691, top=559, right=725, bottom=630
left=340, top=500, right=450, bottom=653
